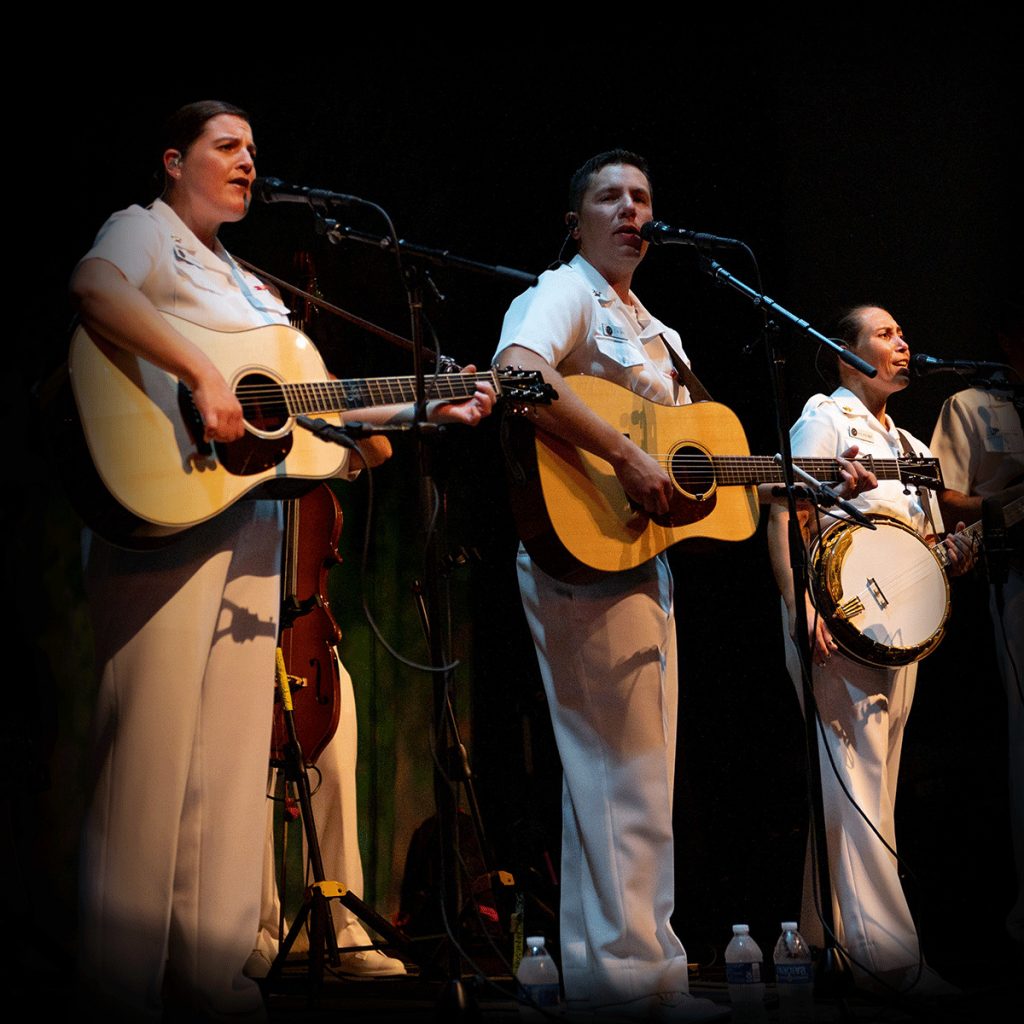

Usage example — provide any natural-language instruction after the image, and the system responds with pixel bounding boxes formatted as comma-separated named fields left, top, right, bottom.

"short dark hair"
left=829, top=305, right=879, bottom=349
left=160, top=99, right=249, bottom=164
left=568, top=149, right=652, bottom=213
left=818, top=305, right=882, bottom=388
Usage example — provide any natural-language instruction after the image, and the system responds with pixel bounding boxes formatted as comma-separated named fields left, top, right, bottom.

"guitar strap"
left=662, top=338, right=714, bottom=403
left=233, top=256, right=424, bottom=360
left=896, top=427, right=943, bottom=536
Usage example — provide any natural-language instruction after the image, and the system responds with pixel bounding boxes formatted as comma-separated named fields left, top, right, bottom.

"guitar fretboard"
left=289, top=373, right=491, bottom=414
left=705, top=456, right=923, bottom=486
left=236, top=373, right=494, bottom=415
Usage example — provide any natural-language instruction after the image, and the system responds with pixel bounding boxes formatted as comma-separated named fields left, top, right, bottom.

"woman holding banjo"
left=768, top=305, right=976, bottom=996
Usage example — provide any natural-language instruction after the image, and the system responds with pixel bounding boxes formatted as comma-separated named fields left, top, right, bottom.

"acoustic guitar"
left=62, top=312, right=552, bottom=546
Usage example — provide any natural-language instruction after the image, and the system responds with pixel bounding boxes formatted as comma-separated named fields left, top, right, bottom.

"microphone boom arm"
left=696, top=256, right=878, bottom=380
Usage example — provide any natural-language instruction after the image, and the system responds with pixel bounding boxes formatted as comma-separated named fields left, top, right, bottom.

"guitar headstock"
left=494, top=367, right=558, bottom=410
left=897, top=455, right=944, bottom=491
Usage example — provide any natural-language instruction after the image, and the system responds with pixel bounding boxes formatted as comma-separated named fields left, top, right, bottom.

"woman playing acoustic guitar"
left=70, top=99, right=492, bottom=1021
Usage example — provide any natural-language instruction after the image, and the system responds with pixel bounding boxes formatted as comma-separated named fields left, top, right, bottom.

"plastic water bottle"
left=773, top=921, right=813, bottom=1023
left=516, top=935, right=560, bottom=1015
left=725, top=924, right=767, bottom=1022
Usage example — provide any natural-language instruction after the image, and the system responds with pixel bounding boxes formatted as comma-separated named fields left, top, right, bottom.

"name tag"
left=847, top=425, right=877, bottom=445
left=594, top=328, right=641, bottom=368
left=985, top=417, right=1024, bottom=453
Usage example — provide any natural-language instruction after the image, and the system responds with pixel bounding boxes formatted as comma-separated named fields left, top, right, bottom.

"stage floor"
left=21, top=935, right=1021, bottom=1022
left=252, top=943, right=1020, bottom=1024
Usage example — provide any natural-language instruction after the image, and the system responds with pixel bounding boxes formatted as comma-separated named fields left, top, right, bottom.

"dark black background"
left=14, top=37, right=1019, bottom=980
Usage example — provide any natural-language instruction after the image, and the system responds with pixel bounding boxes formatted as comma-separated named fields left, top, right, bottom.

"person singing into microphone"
left=493, top=152, right=871, bottom=1021
left=766, top=305, right=976, bottom=998
left=69, top=99, right=493, bottom=1022
left=494, top=149, right=717, bottom=1020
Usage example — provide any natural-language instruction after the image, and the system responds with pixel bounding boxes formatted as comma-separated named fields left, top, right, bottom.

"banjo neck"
left=933, top=493, right=1024, bottom=570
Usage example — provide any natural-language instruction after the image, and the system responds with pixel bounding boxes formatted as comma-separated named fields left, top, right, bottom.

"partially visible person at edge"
left=69, top=99, right=493, bottom=1022
left=929, top=300, right=1024, bottom=952
left=493, top=151, right=874, bottom=1021
left=767, top=305, right=976, bottom=998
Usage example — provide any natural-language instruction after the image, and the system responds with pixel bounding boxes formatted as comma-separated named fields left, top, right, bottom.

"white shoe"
left=335, top=948, right=407, bottom=978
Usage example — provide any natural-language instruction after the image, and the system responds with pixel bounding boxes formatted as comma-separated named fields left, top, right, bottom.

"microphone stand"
left=266, top=645, right=417, bottom=1001
left=785, top=461, right=877, bottom=532
left=692, top=252, right=878, bottom=998
left=407, top=260, right=472, bottom=1018
left=316, top=220, right=537, bottom=291
left=297, top=382, right=470, bottom=1014
left=290, top=198, right=536, bottom=1019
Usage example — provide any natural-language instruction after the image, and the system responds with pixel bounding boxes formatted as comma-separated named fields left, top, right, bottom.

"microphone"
left=252, top=177, right=363, bottom=207
left=640, top=220, right=743, bottom=249
left=909, top=353, right=1010, bottom=378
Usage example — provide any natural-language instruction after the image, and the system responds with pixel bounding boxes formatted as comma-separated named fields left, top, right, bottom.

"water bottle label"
left=523, top=982, right=560, bottom=1007
left=775, top=963, right=812, bottom=985
left=726, top=962, right=762, bottom=984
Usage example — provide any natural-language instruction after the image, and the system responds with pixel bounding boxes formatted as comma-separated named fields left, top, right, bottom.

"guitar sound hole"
left=238, top=372, right=289, bottom=433
left=670, top=445, right=716, bottom=498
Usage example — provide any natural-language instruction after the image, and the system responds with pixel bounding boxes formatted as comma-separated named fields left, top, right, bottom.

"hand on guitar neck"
left=937, top=521, right=979, bottom=578
left=322, top=362, right=495, bottom=472
left=757, top=443, right=879, bottom=510
left=349, top=363, right=495, bottom=430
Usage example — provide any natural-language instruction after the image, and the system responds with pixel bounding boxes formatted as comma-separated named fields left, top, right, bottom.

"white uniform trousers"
left=517, top=548, right=688, bottom=1010
left=79, top=502, right=282, bottom=1021
left=783, top=618, right=921, bottom=981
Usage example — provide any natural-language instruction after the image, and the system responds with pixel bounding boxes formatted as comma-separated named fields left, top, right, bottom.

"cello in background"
left=271, top=251, right=343, bottom=767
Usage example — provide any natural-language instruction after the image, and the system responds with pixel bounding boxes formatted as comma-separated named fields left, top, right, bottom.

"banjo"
left=809, top=495, right=1023, bottom=668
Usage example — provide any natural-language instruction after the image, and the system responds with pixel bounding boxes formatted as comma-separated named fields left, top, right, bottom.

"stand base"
left=814, top=944, right=854, bottom=999
left=435, top=977, right=482, bottom=1022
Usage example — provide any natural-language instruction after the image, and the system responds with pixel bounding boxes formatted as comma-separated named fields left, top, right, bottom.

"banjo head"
left=811, top=514, right=950, bottom=667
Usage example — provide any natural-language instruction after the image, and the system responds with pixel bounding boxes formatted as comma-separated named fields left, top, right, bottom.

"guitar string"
left=224, top=368, right=535, bottom=394
left=226, top=373, right=532, bottom=412
left=647, top=455, right=922, bottom=485
left=529, top=449, right=922, bottom=476
left=228, top=376, right=498, bottom=415
left=231, top=375, right=495, bottom=397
